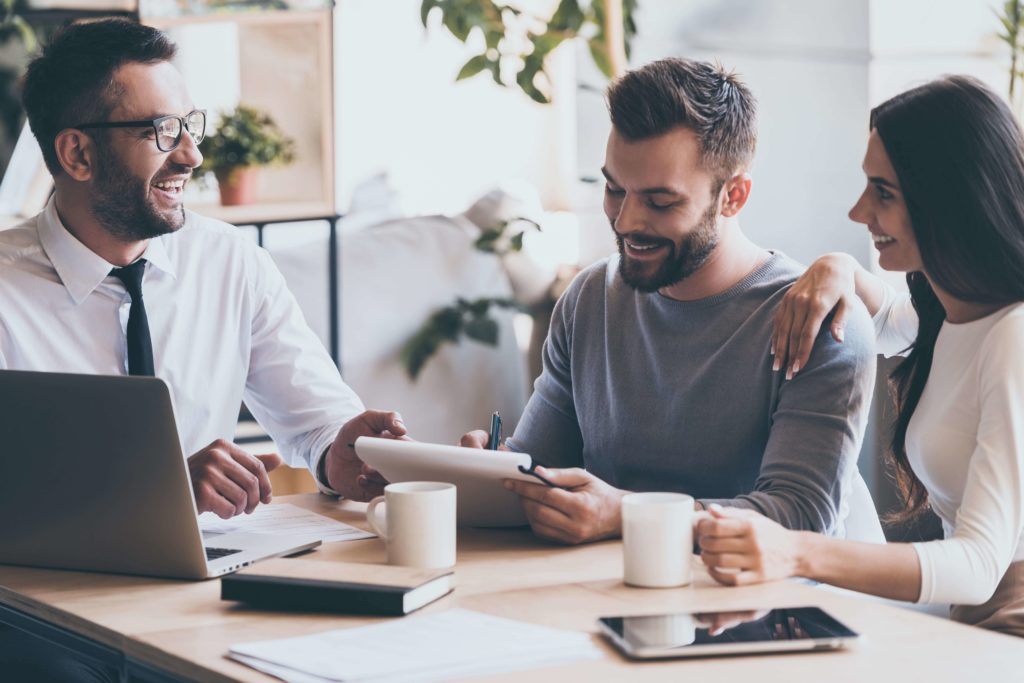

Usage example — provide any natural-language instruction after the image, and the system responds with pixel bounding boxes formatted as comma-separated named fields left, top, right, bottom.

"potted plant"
left=198, top=104, right=295, bottom=206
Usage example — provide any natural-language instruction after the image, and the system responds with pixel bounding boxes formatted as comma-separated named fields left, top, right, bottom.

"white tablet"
left=598, top=607, right=860, bottom=659
left=353, top=437, right=552, bottom=527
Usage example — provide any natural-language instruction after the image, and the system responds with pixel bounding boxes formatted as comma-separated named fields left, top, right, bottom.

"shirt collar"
left=37, top=196, right=178, bottom=305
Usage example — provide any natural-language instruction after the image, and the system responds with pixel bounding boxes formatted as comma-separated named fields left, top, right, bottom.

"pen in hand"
left=487, top=411, right=502, bottom=450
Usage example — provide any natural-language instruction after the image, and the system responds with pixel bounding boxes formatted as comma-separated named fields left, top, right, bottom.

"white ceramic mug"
left=366, top=481, right=456, bottom=569
left=621, top=492, right=694, bottom=588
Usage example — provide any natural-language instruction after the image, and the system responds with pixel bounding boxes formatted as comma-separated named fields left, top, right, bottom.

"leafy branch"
left=997, top=0, right=1024, bottom=98
left=401, top=297, right=524, bottom=380
left=401, top=217, right=540, bottom=380
left=474, top=216, right=539, bottom=255
left=421, top=0, right=637, bottom=104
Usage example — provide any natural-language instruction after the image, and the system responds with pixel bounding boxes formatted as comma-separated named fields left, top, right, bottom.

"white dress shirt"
left=0, top=198, right=364, bottom=486
left=874, top=287, right=1024, bottom=605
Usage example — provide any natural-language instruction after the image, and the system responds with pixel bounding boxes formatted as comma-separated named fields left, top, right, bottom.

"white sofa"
left=271, top=211, right=532, bottom=445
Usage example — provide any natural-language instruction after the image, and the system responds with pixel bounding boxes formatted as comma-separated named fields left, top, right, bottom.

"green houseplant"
left=421, top=0, right=637, bottom=103
left=198, top=104, right=296, bottom=206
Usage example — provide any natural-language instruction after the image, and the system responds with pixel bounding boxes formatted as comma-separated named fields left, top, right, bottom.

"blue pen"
left=487, top=411, right=502, bottom=450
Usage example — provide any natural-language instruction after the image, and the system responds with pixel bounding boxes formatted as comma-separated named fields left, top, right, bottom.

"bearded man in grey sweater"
left=463, top=57, right=881, bottom=546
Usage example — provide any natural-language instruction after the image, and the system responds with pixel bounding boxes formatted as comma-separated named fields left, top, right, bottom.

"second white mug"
left=366, top=481, right=457, bottom=569
left=621, top=492, right=694, bottom=588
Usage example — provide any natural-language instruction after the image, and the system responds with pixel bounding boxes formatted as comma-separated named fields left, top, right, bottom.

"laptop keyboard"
left=205, top=546, right=242, bottom=561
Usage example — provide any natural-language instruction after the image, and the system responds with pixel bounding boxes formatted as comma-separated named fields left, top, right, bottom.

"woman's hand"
left=771, top=253, right=859, bottom=379
left=696, top=505, right=805, bottom=586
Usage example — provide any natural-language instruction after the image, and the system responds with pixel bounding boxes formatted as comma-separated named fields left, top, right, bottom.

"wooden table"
left=1, top=494, right=1022, bottom=682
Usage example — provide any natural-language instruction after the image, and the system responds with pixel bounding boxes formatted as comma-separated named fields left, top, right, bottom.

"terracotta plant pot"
left=215, top=167, right=259, bottom=206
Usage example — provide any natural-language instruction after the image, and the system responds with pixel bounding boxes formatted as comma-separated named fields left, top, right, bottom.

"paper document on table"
left=199, top=503, right=374, bottom=543
left=228, top=608, right=603, bottom=683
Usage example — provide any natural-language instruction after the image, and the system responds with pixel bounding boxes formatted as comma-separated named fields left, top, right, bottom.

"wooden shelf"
left=142, top=8, right=331, bottom=29
left=143, top=7, right=336, bottom=218
left=190, top=200, right=337, bottom=225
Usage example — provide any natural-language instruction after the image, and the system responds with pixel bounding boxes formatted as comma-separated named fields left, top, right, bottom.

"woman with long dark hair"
left=695, top=75, right=1024, bottom=637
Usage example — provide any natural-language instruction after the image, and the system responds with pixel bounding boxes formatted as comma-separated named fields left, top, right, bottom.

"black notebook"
left=221, top=558, right=454, bottom=616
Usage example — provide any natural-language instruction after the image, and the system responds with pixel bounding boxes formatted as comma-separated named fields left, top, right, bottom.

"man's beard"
left=92, top=146, right=187, bottom=242
left=615, top=200, right=720, bottom=293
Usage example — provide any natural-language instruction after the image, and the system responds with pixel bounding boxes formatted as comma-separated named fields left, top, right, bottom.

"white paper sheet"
left=228, top=608, right=602, bottom=682
left=199, top=503, right=374, bottom=543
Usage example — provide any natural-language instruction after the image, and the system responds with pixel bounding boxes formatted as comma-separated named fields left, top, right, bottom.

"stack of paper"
left=199, top=503, right=375, bottom=543
left=228, top=608, right=603, bottom=682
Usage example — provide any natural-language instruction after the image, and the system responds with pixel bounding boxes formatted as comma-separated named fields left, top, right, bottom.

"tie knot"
left=110, top=259, right=147, bottom=300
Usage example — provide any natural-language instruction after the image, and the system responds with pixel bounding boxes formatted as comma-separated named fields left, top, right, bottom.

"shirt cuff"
left=911, top=542, right=931, bottom=603
left=312, top=433, right=343, bottom=497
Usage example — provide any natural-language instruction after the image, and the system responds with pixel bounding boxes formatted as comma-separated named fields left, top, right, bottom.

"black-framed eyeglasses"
left=76, top=109, right=207, bottom=152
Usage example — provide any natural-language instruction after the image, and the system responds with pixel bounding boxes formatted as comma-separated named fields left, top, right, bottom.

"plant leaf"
left=10, top=15, right=37, bottom=53
left=588, top=37, right=613, bottom=79
left=549, top=0, right=585, bottom=32
left=488, top=57, right=504, bottom=85
left=420, top=0, right=439, bottom=27
left=467, top=298, right=491, bottom=316
left=509, top=231, right=525, bottom=251
left=517, top=61, right=551, bottom=103
left=433, top=307, right=464, bottom=341
left=457, top=54, right=489, bottom=80
left=484, top=28, right=502, bottom=49
left=464, top=316, right=499, bottom=345
left=474, top=228, right=501, bottom=252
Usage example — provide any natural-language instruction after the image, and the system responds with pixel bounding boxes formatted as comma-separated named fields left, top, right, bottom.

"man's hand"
left=325, top=410, right=407, bottom=501
left=695, top=504, right=803, bottom=586
left=460, top=429, right=510, bottom=451
left=188, top=439, right=282, bottom=519
left=504, top=467, right=627, bottom=545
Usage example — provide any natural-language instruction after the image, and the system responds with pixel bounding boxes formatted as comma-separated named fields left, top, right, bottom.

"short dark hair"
left=606, top=58, right=757, bottom=180
left=21, top=19, right=177, bottom=176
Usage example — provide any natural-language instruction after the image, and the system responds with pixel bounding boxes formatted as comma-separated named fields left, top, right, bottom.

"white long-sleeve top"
left=873, top=286, right=1024, bottom=605
left=0, top=198, right=364, bottom=484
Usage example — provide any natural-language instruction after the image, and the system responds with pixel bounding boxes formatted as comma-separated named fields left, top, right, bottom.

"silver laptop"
left=0, top=370, right=321, bottom=580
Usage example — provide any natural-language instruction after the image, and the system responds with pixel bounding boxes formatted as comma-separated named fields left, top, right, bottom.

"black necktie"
left=110, top=259, right=155, bottom=376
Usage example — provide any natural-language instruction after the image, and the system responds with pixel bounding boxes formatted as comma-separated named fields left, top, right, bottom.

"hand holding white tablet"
left=353, top=437, right=548, bottom=527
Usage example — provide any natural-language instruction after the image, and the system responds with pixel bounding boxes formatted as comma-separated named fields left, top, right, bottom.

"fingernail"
left=785, top=367, right=793, bottom=381
left=792, top=360, right=801, bottom=375
left=708, top=503, right=723, bottom=512
left=835, top=327, right=845, bottom=342
left=772, top=358, right=781, bottom=372
left=769, top=343, right=775, bottom=356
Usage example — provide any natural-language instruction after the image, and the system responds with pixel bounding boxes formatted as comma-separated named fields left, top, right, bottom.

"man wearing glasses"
left=0, top=20, right=396, bottom=523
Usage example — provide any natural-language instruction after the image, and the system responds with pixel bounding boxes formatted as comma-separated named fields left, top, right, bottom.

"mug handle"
left=366, top=496, right=388, bottom=540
